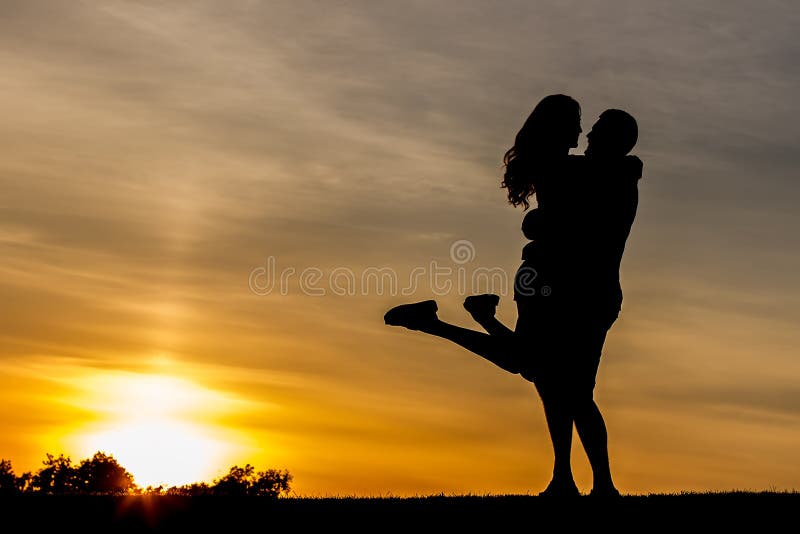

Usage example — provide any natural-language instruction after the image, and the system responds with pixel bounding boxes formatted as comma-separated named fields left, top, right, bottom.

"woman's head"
left=502, top=94, right=581, bottom=209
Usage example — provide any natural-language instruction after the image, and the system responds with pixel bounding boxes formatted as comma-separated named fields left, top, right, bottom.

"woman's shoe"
left=384, top=300, right=438, bottom=330
left=463, top=294, right=500, bottom=322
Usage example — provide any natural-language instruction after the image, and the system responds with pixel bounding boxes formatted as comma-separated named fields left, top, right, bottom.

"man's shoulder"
left=622, top=155, right=643, bottom=181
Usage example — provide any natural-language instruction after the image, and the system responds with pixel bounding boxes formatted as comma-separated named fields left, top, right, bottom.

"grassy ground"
left=1, top=492, right=796, bottom=531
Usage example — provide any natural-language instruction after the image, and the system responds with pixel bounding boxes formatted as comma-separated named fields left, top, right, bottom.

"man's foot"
left=463, top=294, right=500, bottom=322
left=588, top=486, right=622, bottom=498
left=384, top=300, right=438, bottom=331
left=537, top=479, right=581, bottom=498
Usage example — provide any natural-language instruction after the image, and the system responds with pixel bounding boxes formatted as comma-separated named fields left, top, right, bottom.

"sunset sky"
left=1, top=1, right=799, bottom=495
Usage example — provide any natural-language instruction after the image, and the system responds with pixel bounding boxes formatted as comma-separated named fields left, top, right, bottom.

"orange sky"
left=1, top=1, right=799, bottom=494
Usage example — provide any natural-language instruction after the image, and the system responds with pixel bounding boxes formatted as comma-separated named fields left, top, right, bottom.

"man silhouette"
left=528, top=109, right=641, bottom=497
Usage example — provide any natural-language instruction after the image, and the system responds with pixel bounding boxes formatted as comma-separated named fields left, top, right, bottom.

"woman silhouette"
left=385, top=94, right=639, bottom=497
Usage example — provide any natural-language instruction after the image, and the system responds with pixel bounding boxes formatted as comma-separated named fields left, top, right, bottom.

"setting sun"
left=67, top=373, right=250, bottom=487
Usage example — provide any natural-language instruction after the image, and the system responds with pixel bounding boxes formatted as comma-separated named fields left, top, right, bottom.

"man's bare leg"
left=536, top=386, right=580, bottom=497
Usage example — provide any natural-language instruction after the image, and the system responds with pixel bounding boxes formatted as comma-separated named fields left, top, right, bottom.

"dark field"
left=2, top=493, right=796, bottom=531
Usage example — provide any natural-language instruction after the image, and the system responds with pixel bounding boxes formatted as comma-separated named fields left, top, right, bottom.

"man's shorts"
left=515, top=300, right=618, bottom=400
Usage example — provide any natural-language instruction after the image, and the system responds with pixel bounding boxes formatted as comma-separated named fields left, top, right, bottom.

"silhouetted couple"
left=384, top=94, right=642, bottom=497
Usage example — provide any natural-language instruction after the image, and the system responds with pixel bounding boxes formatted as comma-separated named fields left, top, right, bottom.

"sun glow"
left=70, top=372, right=250, bottom=488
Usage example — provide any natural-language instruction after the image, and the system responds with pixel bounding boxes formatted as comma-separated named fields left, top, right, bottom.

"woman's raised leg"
left=384, top=300, right=522, bottom=375
left=422, top=319, right=521, bottom=374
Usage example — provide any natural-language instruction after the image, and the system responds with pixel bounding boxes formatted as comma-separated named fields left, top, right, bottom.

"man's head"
left=585, top=109, right=638, bottom=157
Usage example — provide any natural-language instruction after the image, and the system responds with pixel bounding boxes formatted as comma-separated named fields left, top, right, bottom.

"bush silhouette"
left=164, top=483, right=213, bottom=496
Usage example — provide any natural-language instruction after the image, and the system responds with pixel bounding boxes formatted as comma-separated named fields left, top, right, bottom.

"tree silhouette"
left=251, top=468, right=293, bottom=498
left=212, top=464, right=292, bottom=497
left=33, top=454, right=79, bottom=494
left=0, top=459, right=15, bottom=495
left=76, top=452, right=135, bottom=495
left=213, top=464, right=256, bottom=496
left=16, top=471, right=34, bottom=494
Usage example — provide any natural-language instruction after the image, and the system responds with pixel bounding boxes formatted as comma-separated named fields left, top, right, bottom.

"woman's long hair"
left=502, top=94, right=581, bottom=209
